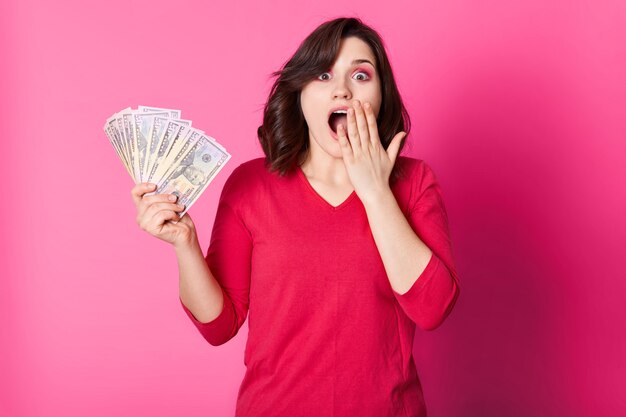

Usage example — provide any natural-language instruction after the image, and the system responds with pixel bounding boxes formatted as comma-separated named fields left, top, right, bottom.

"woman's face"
left=300, top=36, right=382, bottom=159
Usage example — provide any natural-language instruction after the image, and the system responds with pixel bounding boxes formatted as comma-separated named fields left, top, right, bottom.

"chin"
left=310, top=130, right=343, bottom=157
left=327, top=144, right=345, bottom=159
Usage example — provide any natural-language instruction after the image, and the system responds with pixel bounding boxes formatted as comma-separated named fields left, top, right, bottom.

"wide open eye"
left=318, top=72, right=331, bottom=81
left=354, top=71, right=370, bottom=81
left=318, top=70, right=371, bottom=81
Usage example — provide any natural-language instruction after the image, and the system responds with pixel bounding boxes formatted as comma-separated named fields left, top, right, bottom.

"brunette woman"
left=131, top=16, right=460, bottom=417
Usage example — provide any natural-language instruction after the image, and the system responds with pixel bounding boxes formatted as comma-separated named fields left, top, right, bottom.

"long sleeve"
left=179, top=165, right=253, bottom=346
left=392, top=161, right=460, bottom=331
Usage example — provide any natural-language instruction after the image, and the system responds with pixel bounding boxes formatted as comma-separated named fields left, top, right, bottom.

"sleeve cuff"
left=179, top=286, right=237, bottom=345
left=391, top=252, right=459, bottom=330
left=392, top=251, right=439, bottom=299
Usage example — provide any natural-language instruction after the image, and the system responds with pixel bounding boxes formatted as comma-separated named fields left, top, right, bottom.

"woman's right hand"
left=131, top=182, right=197, bottom=248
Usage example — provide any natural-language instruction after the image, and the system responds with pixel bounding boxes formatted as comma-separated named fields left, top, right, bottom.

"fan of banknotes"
left=103, top=105, right=231, bottom=218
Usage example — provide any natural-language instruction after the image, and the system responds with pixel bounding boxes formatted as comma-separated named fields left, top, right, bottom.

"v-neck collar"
left=296, top=166, right=357, bottom=211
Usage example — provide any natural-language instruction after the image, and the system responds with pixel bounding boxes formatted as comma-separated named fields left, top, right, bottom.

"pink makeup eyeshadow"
left=355, top=67, right=372, bottom=77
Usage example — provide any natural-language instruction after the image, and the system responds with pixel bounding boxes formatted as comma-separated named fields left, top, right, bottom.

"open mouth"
left=328, top=112, right=348, bottom=134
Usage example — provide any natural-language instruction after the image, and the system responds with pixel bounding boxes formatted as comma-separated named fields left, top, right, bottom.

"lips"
left=327, top=105, right=350, bottom=120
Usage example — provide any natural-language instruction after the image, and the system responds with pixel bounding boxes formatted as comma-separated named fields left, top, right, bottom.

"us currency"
left=120, top=111, right=142, bottom=182
left=161, top=124, right=200, bottom=168
left=107, top=108, right=136, bottom=179
left=162, top=126, right=229, bottom=171
left=114, top=110, right=131, bottom=168
left=156, top=128, right=203, bottom=182
left=104, top=117, right=123, bottom=163
left=144, top=116, right=171, bottom=181
left=155, top=134, right=231, bottom=219
left=104, top=118, right=123, bottom=165
left=145, top=117, right=192, bottom=184
left=149, top=121, right=193, bottom=184
left=104, top=119, right=133, bottom=179
left=138, top=106, right=181, bottom=119
left=104, top=105, right=231, bottom=219
left=132, top=111, right=169, bottom=182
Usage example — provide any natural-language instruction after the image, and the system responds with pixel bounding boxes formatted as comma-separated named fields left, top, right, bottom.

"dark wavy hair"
left=257, top=16, right=412, bottom=184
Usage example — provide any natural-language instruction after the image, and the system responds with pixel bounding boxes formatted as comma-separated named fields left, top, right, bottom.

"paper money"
left=156, top=133, right=230, bottom=219
left=151, top=120, right=194, bottom=183
left=132, top=111, right=169, bottom=181
left=103, top=106, right=231, bottom=218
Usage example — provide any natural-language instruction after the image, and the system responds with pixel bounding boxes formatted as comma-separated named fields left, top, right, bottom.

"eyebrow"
left=352, top=59, right=375, bottom=68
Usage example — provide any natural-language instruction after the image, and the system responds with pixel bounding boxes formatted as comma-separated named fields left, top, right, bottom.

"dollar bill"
left=138, top=105, right=181, bottom=119
left=155, top=134, right=231, bottom=219
left=145, top=117, right=192, bottom=183
left=150, top=121, right=194, bottom=184
left=103, top=120, right=133, bottom=179
left=105, top=105, right=231, bottom=217
left=113, top=107, right=132, bottom=166
left=132, top=111, right=169, bottom=182
left=144, top=116, right=169, bottom=181
left=157, top=128, right=203, bottom=182
left=120, top=111, right=142, bottom=182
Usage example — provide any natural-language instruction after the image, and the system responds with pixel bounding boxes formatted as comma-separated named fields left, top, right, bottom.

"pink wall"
left=2, top=0, right=624, bottom=416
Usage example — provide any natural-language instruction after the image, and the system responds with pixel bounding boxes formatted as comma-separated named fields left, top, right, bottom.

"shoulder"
left=234, top=157, right=268, bottom=173
left=227, top=157, right=267, bottom=178
left=394, top=156, right=437, bottom=188
left=393, top=156, right=442, bottom=210
left=222, top=157, right=267, bottom=189
left=219, top=157, right=268, bottom=206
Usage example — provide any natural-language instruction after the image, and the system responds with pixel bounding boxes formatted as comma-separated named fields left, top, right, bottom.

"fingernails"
left=169, top=194, right=177, bottom=202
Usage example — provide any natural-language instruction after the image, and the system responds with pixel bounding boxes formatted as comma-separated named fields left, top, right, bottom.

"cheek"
left=299, top=92, right=316, bottom=122
left=371, top=103, right=382, bottom=120
left=365, top=92, right=382, bottom=116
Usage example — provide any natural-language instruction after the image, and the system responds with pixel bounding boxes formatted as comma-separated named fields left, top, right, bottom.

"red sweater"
left=180, top=156, right=460, bottom=417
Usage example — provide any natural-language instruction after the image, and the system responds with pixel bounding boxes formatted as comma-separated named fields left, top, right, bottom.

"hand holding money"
left=131, top=182, right=198, bottom=248
left=103, top=105, right=231, bottom=220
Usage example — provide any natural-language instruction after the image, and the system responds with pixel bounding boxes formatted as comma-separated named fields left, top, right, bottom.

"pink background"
left=2, top=0, right=625, bottom=416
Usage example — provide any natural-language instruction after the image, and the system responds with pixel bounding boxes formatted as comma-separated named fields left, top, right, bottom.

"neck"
left=299, top=143, right=352, bottom=187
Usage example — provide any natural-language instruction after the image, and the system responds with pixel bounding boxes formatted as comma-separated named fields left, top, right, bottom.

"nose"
left=332, top=77, right=352, bottom=100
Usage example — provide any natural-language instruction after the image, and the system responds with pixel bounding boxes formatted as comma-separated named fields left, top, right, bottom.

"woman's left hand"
left=337, top=99, right=406, bottom=205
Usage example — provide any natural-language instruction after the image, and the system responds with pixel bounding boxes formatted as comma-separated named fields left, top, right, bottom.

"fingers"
left=138, top=201, right=184, bottom=227
left=141, top=192, right=178, bottom=207
left=131, top=183, right=177, bottom=212
left=130, top=183, right=196, bottom=246
left=131, top=182, right=186, bottom=226
left=131, top=182, right=157, bottom=206
left=347, top=100, right=377, bottom=155
left=138, top=203, right=184, bottom=230
left=352, top=100, right=370, bottom=150
left=147, top=208, right=181, bottom=230
left=177, top=211, right=195, bottom=227
left=139, top=194, right=182, bottom=221
left=362, top=101, right=380, bottom=150
left=347, top=107, right=361, bottom=154
left=337, top=123, right=353, bottom=158
left=145, top=201, right=184, bottom=217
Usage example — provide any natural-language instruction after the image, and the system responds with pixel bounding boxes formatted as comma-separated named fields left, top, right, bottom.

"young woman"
left=131, top=16, right=460, bottom=417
